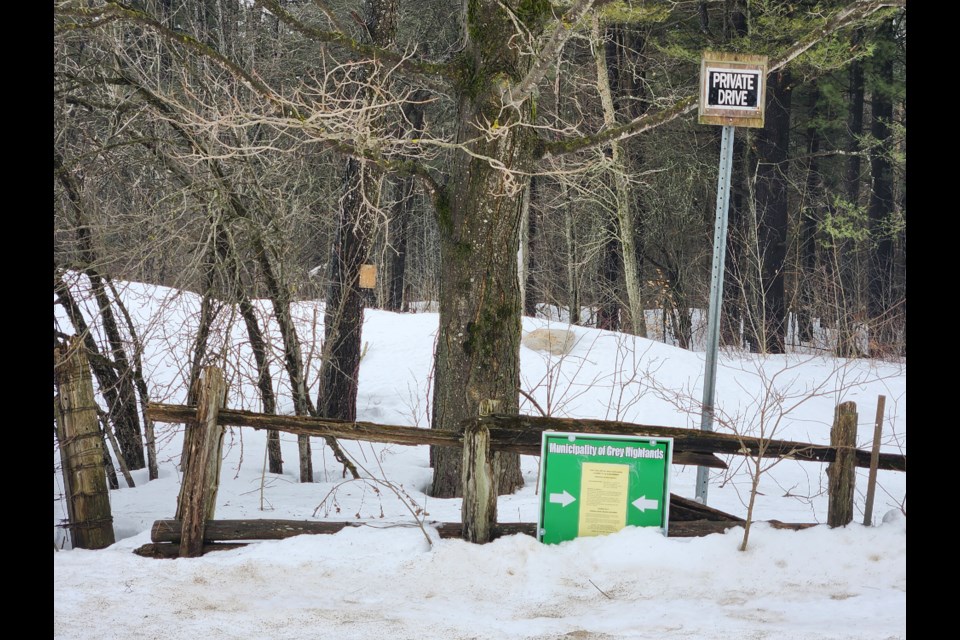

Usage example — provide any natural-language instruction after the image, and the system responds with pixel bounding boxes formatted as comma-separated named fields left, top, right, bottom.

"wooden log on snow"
left=149, top=517, right=817, bottom=552
left=134, top=542, right=247, bottom=559
left=669, top=494, right=745, bottom=522
left=153, top=519, right=359, bottom=542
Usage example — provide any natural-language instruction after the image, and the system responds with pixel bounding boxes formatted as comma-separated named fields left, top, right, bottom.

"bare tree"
left=56, top=0, right=903, bottom=500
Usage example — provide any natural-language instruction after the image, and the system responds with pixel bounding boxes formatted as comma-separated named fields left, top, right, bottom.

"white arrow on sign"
left=549, top=490, right=576, bottom=508
left=632, top=496, right=659, bottom=512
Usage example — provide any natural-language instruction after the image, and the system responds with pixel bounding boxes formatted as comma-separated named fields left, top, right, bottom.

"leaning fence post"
left=54, top=337, right=116, bottom=550
left=862, top=395, right=886, bottom=526
left=178, top=366, right=227, bottom=558
left=462, top=400, right=500, bottom=543
left=828, top=401, right=858, bottom=527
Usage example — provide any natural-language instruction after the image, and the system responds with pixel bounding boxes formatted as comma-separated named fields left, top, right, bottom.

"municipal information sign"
left=537, top=432, right=673, bottom=544
left=698, top=52, right=768, bottom=128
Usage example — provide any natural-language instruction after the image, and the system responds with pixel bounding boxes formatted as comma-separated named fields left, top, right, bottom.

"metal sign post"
left=695, top=124, right=735, bottom=504
left=695, top=53, right=767, bottom=504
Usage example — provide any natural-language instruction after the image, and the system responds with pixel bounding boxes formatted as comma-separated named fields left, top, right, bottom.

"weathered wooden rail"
left=138, top=370, right=905, bottom=557
left=147, top=404, right=907, bottom=471
left=133, top=493, right=817, bottom=558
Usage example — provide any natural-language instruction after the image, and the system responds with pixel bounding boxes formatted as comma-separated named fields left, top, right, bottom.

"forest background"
left=53, top=0, right=906, bottom=498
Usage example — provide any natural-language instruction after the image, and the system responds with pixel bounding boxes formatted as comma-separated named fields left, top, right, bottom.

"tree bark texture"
left=315, top=0, right=399, bottom=480
left=238, top=297, right=283, bottom=474
left=54, top=272, right=145, bottom=472
left=317, top=157, right=371, bottom=425
left=837, top=30, right=866, bottom=357
left=429, top=0, right=537, bottom=498
left=827, top=401, right=858, bottom=527
left=600, top=20, right=648, bottom=338
left=54, top=338, right=116, bottom=550
left=55, top=151, right=145, bottom=470
left=177, top=366, right=227, bottom=558
left=521, top=178, right=537, bottom=317
left=753, top=70, right=792, bottom=353
left=867, top=18, right=896, bottom=350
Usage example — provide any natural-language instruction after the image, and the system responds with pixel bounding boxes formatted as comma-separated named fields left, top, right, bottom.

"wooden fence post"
left=462, top=400, right=500, bottom=543
left=828, top=401, right=858, bottom=527
left=178, top=366, right=227, bottom=557
left=54, top=338, right=116, bottom=550
left=862, top=395, right=886, bottom=526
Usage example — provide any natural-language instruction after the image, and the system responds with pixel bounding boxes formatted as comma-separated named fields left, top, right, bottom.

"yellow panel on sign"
left=578, top=462, right=629, bottom=537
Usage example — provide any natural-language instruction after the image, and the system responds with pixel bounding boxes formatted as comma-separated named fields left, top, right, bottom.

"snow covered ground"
left=53, top=278, right=906, bottom=639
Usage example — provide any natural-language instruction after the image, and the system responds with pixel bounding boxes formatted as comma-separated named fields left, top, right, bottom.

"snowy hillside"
left=53, top=277, right=906, bottom=639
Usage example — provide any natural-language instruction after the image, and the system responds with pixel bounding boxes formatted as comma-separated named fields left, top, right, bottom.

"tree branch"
left=504, top=0, right=606, bottom=111
left=539, top=0, right=904, bottom=158
left=58, top=1, right=281, bottom=108
left=254, top=0, right=453, bottom=81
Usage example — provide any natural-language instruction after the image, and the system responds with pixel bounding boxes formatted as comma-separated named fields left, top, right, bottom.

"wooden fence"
left=129, top=366, right=905, bottom=558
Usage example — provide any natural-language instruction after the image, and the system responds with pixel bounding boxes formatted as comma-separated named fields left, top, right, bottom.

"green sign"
left=537, top=432, right=673, bottom=544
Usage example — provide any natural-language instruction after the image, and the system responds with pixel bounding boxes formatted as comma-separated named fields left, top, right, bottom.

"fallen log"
left=134, top=542, right=246, bottom=558
left=152, top=518, right=357, bottom=543
left=670, top=494, right=745, bottom=522
left=138, top=516, right=820, bottom=557
left=149, top=515, right=816, bottom=547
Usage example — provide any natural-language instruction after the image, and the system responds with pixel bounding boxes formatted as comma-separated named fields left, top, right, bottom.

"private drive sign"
left=699, top=52, right=768, bottom=128
left=537, top=432, right=673, bottom=544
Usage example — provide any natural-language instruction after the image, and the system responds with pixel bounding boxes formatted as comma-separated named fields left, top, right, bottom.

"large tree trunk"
left=867, top=18, right=896, bottom=353
left=238, top=296, right=283, bottom=474
left=596, top=214, right=623, bottom=332
left=431, top=121, right=527, bottom=497
left=429, top=0, right=532, bottom=498
left=54, top=152, right=145, bottom=470
left=317, top=157, right=370, bottom=424
left=385, top=96, right=425, bottom=313
left=599, top=20, right=648, bottom=338
left=797, top=87, right=821, bottom=346
left=316, top=0, right=397, bottom=473
left=836, top=29, right=866, bottom=358
left=752, top=70, right=792, bottom=354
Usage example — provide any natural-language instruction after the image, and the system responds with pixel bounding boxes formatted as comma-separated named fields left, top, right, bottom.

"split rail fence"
left=120, top=366, right=906, bottom=558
